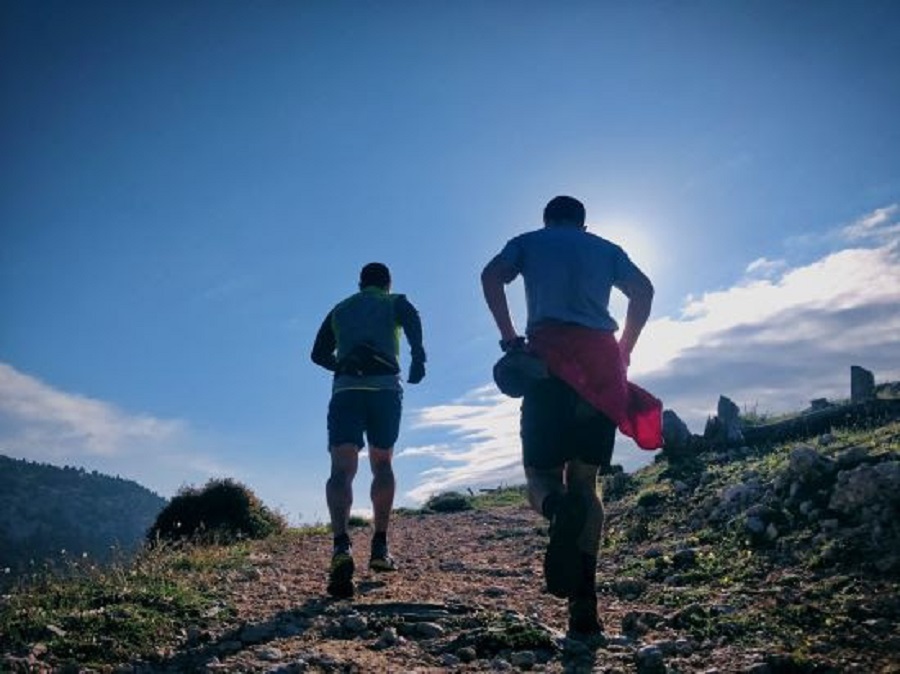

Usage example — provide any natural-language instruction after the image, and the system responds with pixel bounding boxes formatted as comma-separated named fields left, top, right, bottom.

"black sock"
left=541, top=492, right=563, bottom=519
left=333, top=533, right=351, bottom=553
left=372, top=531, right=387, bottom=548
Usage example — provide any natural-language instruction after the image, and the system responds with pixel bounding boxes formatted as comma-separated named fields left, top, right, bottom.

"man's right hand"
left=619, top=341, right=632, bottom=369
left=408, top=359, right=426, bottom=384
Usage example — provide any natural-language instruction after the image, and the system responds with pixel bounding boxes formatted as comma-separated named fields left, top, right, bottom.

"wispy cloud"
left=841, top=204, right=900, bottom=242
left=0, top=363, right=232, bottom=497
left=0, top=363, right=184, bottom=457
left=745, top=257, right=787, bottom=279
left=787, top=202, right=900, bottom=249
left=407, top=206, right=900, bottom=502
left=404, top=388, right=524, bottom=502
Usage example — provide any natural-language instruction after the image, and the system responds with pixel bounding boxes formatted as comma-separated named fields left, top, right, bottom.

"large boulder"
left=703, top=395, right=744, bottom=445
left=662, top=409, right=692, bottom=451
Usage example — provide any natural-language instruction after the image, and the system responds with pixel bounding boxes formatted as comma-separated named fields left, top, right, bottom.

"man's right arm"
left=481, top=254, right=521, bottom=347
left=311, top=312, right=339, bottom=372
left=616, top=266, right=654, bottom=365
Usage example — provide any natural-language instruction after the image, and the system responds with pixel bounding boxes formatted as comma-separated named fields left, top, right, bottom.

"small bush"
left=147, top=478, right=286, bottom=545
left=636, top=486, right=668, bottom=508
left=348, top=514, right=370, bottom=528
left=425, top=491, right=473, bottom=513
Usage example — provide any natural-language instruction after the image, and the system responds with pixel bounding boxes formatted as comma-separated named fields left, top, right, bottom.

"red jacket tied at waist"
left=529, top=324, right=663, bottom=450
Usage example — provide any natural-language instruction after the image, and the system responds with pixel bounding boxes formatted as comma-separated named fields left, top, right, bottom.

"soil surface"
left=127, top=501, right=899, bottom=673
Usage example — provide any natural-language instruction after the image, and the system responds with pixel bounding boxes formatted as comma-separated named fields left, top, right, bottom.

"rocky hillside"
left=0, top=455, right=166, bottom=589
left=2, top=421, right=899, bottom=673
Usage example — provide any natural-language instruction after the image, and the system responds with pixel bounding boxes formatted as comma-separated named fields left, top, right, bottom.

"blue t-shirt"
left=496, top=226, right=639, bottom=333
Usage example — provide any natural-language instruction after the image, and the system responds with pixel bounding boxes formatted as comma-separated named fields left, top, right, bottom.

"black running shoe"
left=326, top=551, right=355, bottom=598
left=544, top=492, right=586, bottom=598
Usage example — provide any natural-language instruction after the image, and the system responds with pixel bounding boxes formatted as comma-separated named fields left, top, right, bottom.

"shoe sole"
left=327, top=554, right=355, bottom=598
left=369, top=558, right=398, bottom=572
left=544, top=493, right=586, bottom=598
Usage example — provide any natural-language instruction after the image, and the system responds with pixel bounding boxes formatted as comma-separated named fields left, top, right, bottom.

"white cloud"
left=408, top=208, right=900, bottom=500
left=631, top=241, right=900, bottom=377
left=404, top=390, right=524, bottom=503
left=841, top=204, right=900, bottom=242
left=395, top=443, right=455, bottom=459
left=745, top=257, right=787, bottom=278
left=0, top=363, right=233, bottom=497
left=0, top=363, right=184, bottom=457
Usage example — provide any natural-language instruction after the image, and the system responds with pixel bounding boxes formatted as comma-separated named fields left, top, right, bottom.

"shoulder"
left=510, top=228, right=544, bottom=244
left=584, top=231, right=628, bottom=257
left=499, top=228, right=542, bottom=255
left=392, top=293, right=417, bottom=310
left=333, top=292, right=361, bottom=311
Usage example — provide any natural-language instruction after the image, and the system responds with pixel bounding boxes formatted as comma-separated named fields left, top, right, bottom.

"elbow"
left=639, top=275, right=655, bottom=303
left=480, top=265, right=493, bottom=288
left=481, top=265, right=503, bottom=293
left=311, top=350, right=329, bottom=369
left=629, top=279, right=654, bottom=315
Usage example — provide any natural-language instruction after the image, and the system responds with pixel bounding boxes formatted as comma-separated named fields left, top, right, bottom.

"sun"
left=588, top=220, right=661, bottom=275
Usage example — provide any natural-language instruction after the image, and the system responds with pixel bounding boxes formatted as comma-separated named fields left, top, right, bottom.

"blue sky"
left=2, top=1, right=899, bottom=524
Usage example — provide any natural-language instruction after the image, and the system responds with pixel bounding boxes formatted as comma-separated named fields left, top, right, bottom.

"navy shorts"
left=328, top=389, right=402, bottom=449
left=521, top=376, right=616, bottom=470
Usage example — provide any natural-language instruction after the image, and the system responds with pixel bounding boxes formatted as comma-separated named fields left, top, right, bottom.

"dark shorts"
left=521, top=375, right=616, bottom=470
left=328, top=388, right=402, bottom=449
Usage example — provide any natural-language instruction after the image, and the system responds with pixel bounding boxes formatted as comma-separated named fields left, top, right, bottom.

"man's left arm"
left=395, top=296, right=426, bottom=384
left=615, top=266, right=654, bottom=366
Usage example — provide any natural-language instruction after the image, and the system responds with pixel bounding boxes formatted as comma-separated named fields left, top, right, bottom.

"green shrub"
left=636, top=486, right=668, bottom=508
left=348, top=514, right=370, bottom=528
left=424, top=491, right=473, bottom=513
left=147, top=478, right=286, bottom=545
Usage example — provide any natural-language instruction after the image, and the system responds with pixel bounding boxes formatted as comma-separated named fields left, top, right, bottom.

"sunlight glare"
left=590, top=220, right=661, bottom=276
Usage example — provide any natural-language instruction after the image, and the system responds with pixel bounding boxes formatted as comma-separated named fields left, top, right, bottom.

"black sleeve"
left=311, top=311, right=338, bottom=371
left=395, top=295, right=426, bottom=363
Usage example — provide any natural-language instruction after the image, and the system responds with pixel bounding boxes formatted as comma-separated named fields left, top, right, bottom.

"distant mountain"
left=0, top=455, right=166, bottom=588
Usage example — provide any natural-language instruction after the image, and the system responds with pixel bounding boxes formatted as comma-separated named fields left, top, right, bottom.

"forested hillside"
left=0, top=455, right=166, bottom=589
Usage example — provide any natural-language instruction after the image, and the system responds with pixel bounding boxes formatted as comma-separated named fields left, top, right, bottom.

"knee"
left=328, top=467, right=355, bottom=489
left=588, top=497, right=604, bottom=525
left=371, top=460, right=394, bottom=480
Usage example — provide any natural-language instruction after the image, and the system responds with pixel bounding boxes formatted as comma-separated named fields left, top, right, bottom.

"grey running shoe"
left=544, top=492, right=586, bottom=598
left=369, top=542, right=398, bottom=572
left=327, top=551, right=355, bottom=598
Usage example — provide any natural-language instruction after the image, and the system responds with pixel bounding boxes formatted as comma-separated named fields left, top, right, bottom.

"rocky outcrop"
left=668, top=368, right=900, bottom=454
left=716, top=441, right=900, bottom=573
left=703, top=395, right=744, bottom=445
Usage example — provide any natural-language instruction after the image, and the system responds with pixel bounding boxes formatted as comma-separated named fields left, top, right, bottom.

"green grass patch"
left=0, top=543, right=241, bottom=668
left=469, top=485, right=527, bottom=510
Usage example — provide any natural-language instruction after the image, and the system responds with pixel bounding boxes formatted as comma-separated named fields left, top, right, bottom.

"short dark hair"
left=543, top=196, right=586, bottom=227
left=360, top=262, right=391, bottom=289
